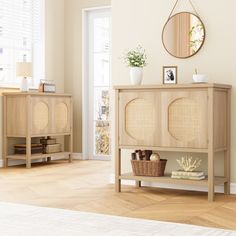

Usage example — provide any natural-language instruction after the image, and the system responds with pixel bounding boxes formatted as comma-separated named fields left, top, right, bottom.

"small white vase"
left=20, top=77, right=29, bottom=92
left=130, top=67, right=143, bottom=85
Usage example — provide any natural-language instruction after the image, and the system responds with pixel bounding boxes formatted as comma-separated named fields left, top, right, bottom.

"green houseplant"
left=123, top=45, right=147, bottom=85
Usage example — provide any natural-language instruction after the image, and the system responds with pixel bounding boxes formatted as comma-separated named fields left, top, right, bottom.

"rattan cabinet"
left=114, top=84, right=231, bottom=201
left=3, top=92, right=73, bottom=168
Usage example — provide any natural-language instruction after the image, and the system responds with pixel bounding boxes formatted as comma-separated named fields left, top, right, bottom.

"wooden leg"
left=224, top=90, right=231, bottom=195
left=136, top=181, right=141, bottom=188
left=3, top=96, right=8, bottom=168
left=47, top=157, right=52, bottom=162
left=115, top=149, right=121, bottom=192
left=69, top=134, right=73, bottom=163
left=3, top=138, right=8, bottom=168
left=208, top=150, right=214, bottom=201
left=26, top=136, right=31, bottom=169
left=26, top=159, right=31, bottom=169
left=207, top=88, right=215, bottom=201
left=4, top=158, right=8, bottom=168
left=224, top=150, right=230, bottom=194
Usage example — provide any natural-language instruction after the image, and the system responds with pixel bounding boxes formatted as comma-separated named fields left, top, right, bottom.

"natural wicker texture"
left=125, top=98, right=155, bottom=140
left=168, top=98, right=200, bottom=142
left=33, top=102, right=49, bottom=130
left=131, top=159, right=167, bottom=177
left=45, top=144, right=61, bottom=154
left=55, top=102, right=68, bottom=129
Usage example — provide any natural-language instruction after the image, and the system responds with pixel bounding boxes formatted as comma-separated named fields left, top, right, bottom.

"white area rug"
left=0, top=202, right=235, bottom=236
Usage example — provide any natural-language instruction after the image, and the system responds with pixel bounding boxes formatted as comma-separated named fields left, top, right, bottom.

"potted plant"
left=123, top=45, right=147, bottom=85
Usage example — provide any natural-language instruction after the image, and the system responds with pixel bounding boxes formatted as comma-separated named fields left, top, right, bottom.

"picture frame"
left=162, top=66, right=178, bottom=84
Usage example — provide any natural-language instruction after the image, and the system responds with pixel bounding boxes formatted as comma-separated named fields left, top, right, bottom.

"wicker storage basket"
left=45, top=144, right=61, bottom=154
left=131, top=159, right=167, bottom=177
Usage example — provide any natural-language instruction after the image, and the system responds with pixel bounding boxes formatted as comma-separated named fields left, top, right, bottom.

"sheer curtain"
left=0, top=0, right=44, bottom=88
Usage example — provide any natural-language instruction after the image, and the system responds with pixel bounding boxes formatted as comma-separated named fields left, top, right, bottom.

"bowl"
left=192, top=74, right=207, bottom=83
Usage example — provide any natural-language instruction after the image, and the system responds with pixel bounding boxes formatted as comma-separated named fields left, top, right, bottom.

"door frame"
left=82, top=6, right=111, bottom=160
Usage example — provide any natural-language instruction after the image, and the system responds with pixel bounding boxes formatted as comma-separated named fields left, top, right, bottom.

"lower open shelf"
left=120, top=173, right=227, bottom=186
left=7, top=152, right=71, bottom=160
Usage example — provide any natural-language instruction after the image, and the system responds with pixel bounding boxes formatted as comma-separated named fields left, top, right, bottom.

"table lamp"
left=16, top=62, right=32, bottom=92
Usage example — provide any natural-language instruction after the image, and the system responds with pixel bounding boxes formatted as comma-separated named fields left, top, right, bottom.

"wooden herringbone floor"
left=0, top=160, right=236, bottom=230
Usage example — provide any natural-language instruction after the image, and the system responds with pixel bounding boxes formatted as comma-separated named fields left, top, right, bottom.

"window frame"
left=0, top=0, right=45, bottom=89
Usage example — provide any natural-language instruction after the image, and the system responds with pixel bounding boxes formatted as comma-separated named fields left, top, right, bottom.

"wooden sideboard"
left=3, top=92, right=73, bottom=168
left=114, top=83, right=231, bottom=201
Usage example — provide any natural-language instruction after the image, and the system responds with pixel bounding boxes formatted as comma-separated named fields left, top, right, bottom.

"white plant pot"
left=192, top=74, right=207, bottom=83
left=130, top=67, right=143, bottom=85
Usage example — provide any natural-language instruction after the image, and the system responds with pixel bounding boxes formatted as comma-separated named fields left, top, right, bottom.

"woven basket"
left=131, top=159, right=167, bottom=177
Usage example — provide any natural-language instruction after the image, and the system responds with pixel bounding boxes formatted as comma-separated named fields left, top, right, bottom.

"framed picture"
left=163, top=66, right=178, bottom=84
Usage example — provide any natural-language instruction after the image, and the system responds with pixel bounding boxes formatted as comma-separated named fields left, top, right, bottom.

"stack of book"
left=171, top=170, right=205, bottom=180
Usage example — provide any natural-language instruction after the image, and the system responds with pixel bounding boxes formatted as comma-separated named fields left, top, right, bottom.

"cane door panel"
left=119, top=91, right=160, bottom=146
left=51, top=97, right=71, bottom=134
left=160, top=89, right=208, bottom=148
left=31, top=96, right=51, bottom=135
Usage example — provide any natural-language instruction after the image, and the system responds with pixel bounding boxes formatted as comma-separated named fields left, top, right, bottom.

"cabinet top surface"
left=2, top=92, right=72, bottom=97
left=113, top=83, right=232, bottom=90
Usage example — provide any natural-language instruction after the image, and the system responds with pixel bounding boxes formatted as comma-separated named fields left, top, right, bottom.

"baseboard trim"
left=71, top=153, right=83, bottom=160
left=0, top=153, right=83, bottom=167
left=109, top=174, right=236, bottom=194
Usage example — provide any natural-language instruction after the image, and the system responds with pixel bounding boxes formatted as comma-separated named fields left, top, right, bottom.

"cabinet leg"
left=115, top=149, right=121, bottom=192
left=69, top=133, right=73, bottom=163
left=136, top=181, right=141, bottom=188
left=47, top=157, right=52, bottom=162
left=26, top=159, right=31, bottom=169
left=26, top=136, right=31, bottom=169
left=69, top=153, right=72, bottom=163
left=224, top=182, right=230, bottom=195
left=224, top=150, right=230, bottom=194
left=208, top=151, right=214, bottom=202
left=115, top=179, right=121, bottom=192
left=4, top=158, right=8, bottom=168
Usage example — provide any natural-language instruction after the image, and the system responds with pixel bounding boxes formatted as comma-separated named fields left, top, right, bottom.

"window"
left=83, top=8, right=111, bottom=160
left=0, top=0, right=44, bottom=88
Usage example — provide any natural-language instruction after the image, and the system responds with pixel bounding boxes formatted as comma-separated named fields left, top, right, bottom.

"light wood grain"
left=2, top=92, right=72, bottom=96
left=26, top=95, right=32, bottom=169
left=3, top=96, right=8, bottom=168
left=213, top=90, right=227, bottom=149
left=119, top=91, right=160, bottom=147
left=0, top=160, right=236, bottom=230
left=119, top=145, right=209, bottom=153
left=113, top=83, right=232, bottom=90
left=31, top=96, right=50, bottom=135
left=224, top=89, right=231, bottom=194
left=69, top=97, right=73, bottom=162
left=161, top=89, right=208, bottom=148
left=7, top=152, right=70, bottom=160
left=115, top=89, right=121, bottom=192
left=6, top=96, right=27, bottom=137
left=115, top=84, right=231, bottom=201
left=120, top=173, right=227, bottom=186
left=3, top=93, right=73, bottom=168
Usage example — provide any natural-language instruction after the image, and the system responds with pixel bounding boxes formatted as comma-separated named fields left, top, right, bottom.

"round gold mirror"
left=162, top=12, right=205, bottom=58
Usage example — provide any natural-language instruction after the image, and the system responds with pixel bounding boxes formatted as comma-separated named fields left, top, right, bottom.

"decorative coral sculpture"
left=176, top=156, right=202, bottom=172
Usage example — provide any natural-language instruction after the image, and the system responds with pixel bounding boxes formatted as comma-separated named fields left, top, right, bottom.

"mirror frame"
left=162, top=12, right=206, bottom=59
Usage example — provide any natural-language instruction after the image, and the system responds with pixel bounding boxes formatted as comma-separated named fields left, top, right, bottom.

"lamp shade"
left=16, top=62, right=32, bottom=77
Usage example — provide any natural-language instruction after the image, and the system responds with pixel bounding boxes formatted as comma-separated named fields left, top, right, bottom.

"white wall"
left=45, top=0, right=65, bottom=92
left=112, top=0, right=236, bottom=182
